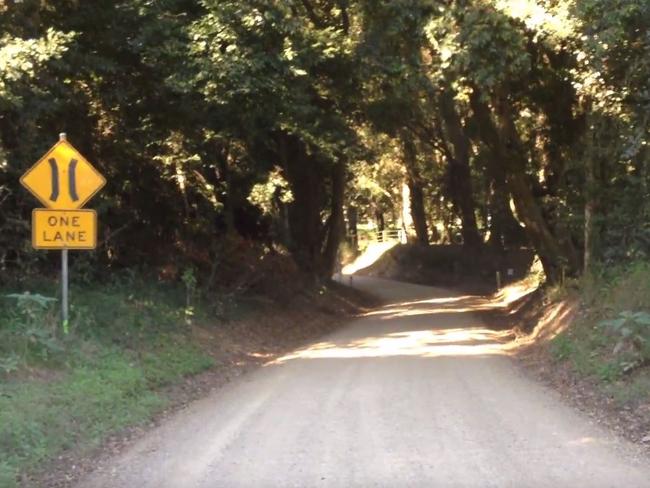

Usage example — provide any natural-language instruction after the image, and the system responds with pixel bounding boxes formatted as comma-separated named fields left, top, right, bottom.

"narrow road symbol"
left=47, top=158, right=59, bottom=202
left=68, top=159, right=79, bottom=202
left=21, top=139, right=104, bottom=210
left=47, top=158, right=80, bottom=203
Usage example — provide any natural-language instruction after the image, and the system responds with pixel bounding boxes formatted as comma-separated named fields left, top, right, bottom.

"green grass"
left=0, top=276, right=215, bottom=488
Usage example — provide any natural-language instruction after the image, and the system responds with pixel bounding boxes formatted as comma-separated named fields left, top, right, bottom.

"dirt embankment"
left=357, top=244, right=535, bottom=294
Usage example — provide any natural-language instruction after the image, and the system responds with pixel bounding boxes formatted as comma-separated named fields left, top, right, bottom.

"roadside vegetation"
left=550, top=263, right=650, bottom=416
left=0, top=258, right=367, bottom=487
left=0, top=274, right=215, bottom=487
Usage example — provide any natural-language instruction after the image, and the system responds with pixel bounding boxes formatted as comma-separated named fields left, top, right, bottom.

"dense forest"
left=2, top=0, right=650, bottom=283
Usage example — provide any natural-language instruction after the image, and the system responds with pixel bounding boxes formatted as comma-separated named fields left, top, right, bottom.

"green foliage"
left=551, top=326, right=624, bottom=382
left=600, top=311, right=650, bottom=359
left=0, top=347, right=204, bottom=486
left=550, top=334, right=575, bottom=362
left=1, top=0, right=649, bottom=279
left=552, top=260, right=650, bottom=388
left=0, top=353, right=20, bottom=376
left=0, top=28, right=75, bottom=108
left=427, top=2, right=532, bottom=88
left=248, top=168, right=294, bottom=215
left=0, top=277, right=214, bottom=487
left=1, top=293, right=60, bottom=367
left=0, top=461, right=16, bottom=488
left=142, top=340, right=214, bottom=388
left=583, top=261, right=650, bottom=313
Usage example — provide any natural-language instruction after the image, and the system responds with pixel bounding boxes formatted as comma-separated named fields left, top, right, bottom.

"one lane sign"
left=32, top=209, right=97, bottom=250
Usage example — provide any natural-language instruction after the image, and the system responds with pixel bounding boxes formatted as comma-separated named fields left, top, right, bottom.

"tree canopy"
left=2, top=0, right=650, bottom=283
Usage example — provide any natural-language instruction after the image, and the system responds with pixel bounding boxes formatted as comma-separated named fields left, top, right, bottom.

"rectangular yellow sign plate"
left=21, top=140, right=106, bottom=210
left=32, top=209, right=97, bottom=250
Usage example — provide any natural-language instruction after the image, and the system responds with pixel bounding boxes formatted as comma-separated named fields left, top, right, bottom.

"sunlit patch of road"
left=341, top=241, right=398, bottom=275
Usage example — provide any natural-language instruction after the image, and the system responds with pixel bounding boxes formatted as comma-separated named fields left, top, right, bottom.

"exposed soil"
left=26, top=282, right=377, bottom=488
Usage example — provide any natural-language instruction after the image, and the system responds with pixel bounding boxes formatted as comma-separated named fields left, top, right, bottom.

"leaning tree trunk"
left=470, top=88, right=570, bottom=282
left=438, top=89, right=482, bottom=248
left=402, top=132, right=429, bottom=246
left=486, top=161, right=527, bottom=249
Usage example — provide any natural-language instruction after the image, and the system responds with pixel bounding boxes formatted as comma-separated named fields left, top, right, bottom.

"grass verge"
left=0, top=275, right=215, bottom=488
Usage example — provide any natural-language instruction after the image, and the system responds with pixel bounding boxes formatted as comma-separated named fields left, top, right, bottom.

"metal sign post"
left=62, top=247, right=69, bottom=331
left=58, top=133, right=69, bottom=332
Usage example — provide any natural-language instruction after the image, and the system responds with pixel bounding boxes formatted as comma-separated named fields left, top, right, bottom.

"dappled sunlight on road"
left=272, top=278, right=544, bottom=363
left=364, top=281, right=539, bottom=320
left=273, top=327, right=517, bottom=362
left=389, top=282, right=537, bottom=310
left=567, top=437, right=597, bottom=446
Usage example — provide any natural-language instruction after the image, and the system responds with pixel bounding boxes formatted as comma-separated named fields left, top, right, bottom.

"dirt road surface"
left=80, top=277, right=650, bottom=488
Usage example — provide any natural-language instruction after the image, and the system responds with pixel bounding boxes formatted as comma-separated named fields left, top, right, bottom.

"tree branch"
left=300, top=0, right=325, bottom=28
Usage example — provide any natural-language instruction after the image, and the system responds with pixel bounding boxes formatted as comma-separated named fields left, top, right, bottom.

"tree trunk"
left=408, top=176, right=429, bottom=246
left=322, top=162, right=346, bottom=277
left=276, top=136, right=293, bottom=249
left=219, top=155, right=235, bottom=234
left=402, top=132, right=429, bottom=246
left=281, top=134, right=325, bottom=276
left=486, top=161, right=527, bottom=249
left=347, top=205, right=358, bottom=252
left=375, top=209, right=385, bottom=241
left=438, top=89, right=482, bottom=247
left=470, top=88, right=570, bottom=282
left=584, top=133, right=600, bottom=274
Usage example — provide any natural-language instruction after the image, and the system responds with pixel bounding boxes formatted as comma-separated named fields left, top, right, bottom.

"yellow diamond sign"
left=20, top=140, right=105, bottom=210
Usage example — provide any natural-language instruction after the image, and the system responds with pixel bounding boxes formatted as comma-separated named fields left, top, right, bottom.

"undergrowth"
left=0, top=273, right=215, bottom=488
left=550, top=261, right=650, bottom=405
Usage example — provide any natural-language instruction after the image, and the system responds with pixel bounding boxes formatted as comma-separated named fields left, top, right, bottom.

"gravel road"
left=80, top=276, right=650, bottom=488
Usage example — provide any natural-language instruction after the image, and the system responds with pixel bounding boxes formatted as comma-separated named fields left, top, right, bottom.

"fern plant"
left=599, top=310, right=650, bottom=371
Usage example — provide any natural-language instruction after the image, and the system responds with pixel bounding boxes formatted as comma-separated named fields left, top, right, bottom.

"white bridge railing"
left=364, top=229, right=407, bottom=244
